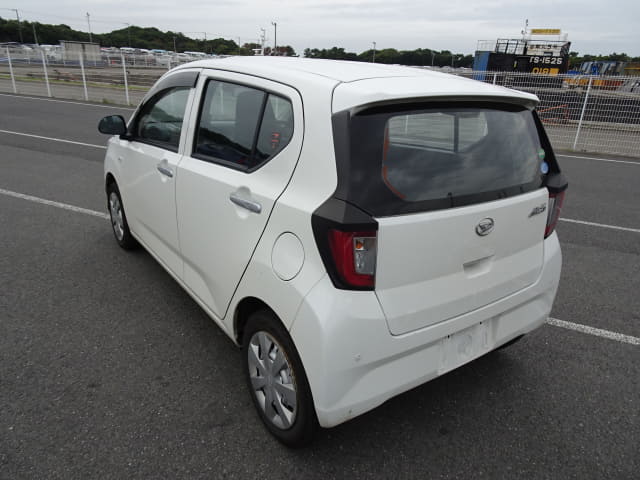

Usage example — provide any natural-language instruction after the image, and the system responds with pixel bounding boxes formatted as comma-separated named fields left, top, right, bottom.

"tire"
left=106, top=182, right=138, bottom=250
left=242, top=309, right=318, bottom=447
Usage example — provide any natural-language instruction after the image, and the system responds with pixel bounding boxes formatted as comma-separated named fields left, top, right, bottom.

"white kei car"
left=98, top=57, right=567, bottom=446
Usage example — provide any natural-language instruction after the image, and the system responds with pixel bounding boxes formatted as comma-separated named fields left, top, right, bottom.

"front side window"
left=135, top=87, right=190, bottom=150
left=194, top=80, right=294, bottom=170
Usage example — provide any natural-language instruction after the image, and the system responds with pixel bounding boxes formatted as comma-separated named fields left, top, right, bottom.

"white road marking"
left=559, top=218, right=640, bottom=234
left=0, top=92, right=136, bottom=110
left=548, top=318, right=640, bottom=346
left=1, top=187, right=638, bottom=347
left=0, top=129, right=107, bottom=149
left=557, top=154, right=639, bottom=166
left=0, top=188, right=109, bottom=219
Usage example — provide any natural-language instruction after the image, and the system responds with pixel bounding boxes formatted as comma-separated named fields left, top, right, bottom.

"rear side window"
left=255, top=95, right=294, bottom=163
left=339, top=103, right=549, bottom=216
left=194, top=80, right=294, bottom=170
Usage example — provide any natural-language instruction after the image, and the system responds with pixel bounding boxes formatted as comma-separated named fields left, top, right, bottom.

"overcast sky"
left=6, top=0, right=640, bottom=56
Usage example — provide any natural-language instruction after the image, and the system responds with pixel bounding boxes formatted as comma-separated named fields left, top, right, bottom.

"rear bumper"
left=290, top=233, right=562, bottom=428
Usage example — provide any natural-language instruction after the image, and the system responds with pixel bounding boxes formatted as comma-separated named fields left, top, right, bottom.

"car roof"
left=177, top=57, right=539, bottom=110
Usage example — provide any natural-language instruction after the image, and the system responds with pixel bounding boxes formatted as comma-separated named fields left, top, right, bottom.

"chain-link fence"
left=1, top=47, right=639, bottom=158
left=0, top=46, right=202, bottom=106
left=457, top=71, right=640, bottom=158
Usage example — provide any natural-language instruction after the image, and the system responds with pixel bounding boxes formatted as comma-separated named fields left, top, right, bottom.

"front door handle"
left=156, top=163, right=174, bottom=178
left=229, top=192, right=262, bottom=214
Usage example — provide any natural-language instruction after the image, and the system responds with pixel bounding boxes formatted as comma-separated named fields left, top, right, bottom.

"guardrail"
left=1, top=48, right=639, bottom=158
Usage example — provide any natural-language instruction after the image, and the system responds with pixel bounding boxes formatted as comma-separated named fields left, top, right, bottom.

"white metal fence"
left=0, top=47, right=172, bottom=106
left=1, top=48, right=639, bottom=158
left=457, top=71, right=640, bottom=158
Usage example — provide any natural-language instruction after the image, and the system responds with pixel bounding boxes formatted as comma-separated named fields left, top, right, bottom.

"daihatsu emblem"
left=475, top=218, right=494, bottom=236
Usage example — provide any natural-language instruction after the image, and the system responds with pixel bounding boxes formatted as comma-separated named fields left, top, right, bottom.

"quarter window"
left=194, top=80, right=294, bottom=170
left=134, top=87, right=190, bottom=150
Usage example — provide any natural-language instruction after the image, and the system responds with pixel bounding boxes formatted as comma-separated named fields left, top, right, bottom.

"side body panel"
left=176, top=71, right=304, bottom=320
left=117, top=142, right=184, bottom=276
left=104, top=75, right=198, bottom=277
left=226, top=73, right=341, bottom=332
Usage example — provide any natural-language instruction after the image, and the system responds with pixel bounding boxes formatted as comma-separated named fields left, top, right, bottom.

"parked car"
left=98, top=57, right=567, bottom=446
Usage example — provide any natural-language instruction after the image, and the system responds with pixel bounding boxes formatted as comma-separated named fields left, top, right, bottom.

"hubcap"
left=247, top=331, right=298, bottom=430
left=109, top=192, right=124, bottom=241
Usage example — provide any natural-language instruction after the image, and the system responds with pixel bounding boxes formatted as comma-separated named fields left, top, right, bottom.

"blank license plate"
left=439, top=321, right=491, bottom=374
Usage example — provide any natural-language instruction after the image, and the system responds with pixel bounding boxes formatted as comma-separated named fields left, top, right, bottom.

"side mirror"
left=98, top=115, right=127, bottom=135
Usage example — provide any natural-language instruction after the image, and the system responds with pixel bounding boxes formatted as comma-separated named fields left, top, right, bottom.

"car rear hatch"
left=375, top=188, right=547, bottom=335
left=320, top=93, right=563, bottom=336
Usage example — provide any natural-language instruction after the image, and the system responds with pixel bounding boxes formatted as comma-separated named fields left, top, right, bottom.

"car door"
left=176, top=72, right=303, bottom=320
left=118, top=71, right=198, bottom=277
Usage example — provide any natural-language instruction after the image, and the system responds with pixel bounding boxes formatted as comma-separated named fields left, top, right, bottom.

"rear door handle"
left=156, top=163, right=174, bottom=178
left=229, top=192, right=262, bottom=214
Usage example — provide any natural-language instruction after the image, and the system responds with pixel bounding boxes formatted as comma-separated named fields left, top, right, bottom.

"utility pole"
left=271, top=21, right=277, bottom=55
left=12, top=9, right=23, bottom=44
left=521, top=18, right=529, bottom=40
left=237, top=37, right=241, bottom=55
left=173, top=35, right=177, bottom=53
left=123, top=23, right=131, bottom=47
left=430, top=50, right=435, bottom=66
left=260, top=28, right=266, bottom=55
left=86, top=13, right=92, bottom=43
left=372, top=41, right=376, bottom=63
left=32, top=22, right=38, bottom=45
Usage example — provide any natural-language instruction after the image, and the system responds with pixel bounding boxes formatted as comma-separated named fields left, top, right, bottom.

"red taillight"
left=545, top=190, right=566, bottom=238
left=328, top=230, right=377, bottom=288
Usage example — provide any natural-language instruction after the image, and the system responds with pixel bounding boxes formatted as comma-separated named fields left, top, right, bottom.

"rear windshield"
left=338, top=102, right=550, bottom=216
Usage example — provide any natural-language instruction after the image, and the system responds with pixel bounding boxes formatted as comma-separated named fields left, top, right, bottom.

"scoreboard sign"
left=530, top=28, right=561, bottom=35
left=513, top=55, right=569, bottom=75
left=528, top=56, right=564, bottom=65
left=528, top=56, right=565, bottom=75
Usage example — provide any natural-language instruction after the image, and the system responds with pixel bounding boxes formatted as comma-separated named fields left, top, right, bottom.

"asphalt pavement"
left=1, top=93, right=638, bottom=479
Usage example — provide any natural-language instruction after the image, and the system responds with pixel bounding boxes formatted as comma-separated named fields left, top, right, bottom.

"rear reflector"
left=545, top=190, right=565, bottom=238
left=328, top=230, right=377, bottom=288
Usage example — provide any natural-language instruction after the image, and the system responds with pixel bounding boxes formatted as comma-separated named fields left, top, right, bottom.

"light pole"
left=173, top=35, right=177, bottom=54
left=430, top=50, right=435, bottom=66
left=31, top=22, right=38, bottom=45
left=86, top=13, right=92, bottom=43
left=123, top=23, right=131, bottom=47
left=12, top=9, right=23, bottom=44
left=372, top=41, right=376, bottom=63
left=271, top=21, right=277, bottom=55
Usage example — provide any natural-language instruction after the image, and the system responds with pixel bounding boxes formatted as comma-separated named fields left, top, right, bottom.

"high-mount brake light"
left=545, top=190, right=565, bottom=238
left=328, top=230, right=377, bottom=288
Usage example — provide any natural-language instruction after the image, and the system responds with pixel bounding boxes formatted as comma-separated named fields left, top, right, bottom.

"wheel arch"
left=105, top=172, right=117, bottom=192
left=233, top=296, right=283, bottom=345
